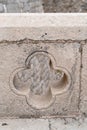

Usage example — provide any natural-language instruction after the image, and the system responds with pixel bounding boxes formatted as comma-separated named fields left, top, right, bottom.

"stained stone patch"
left=43, top=0, right=84, bottom=12
left=0, top=3, right=4, bottom=13
left=7, top=3, right=20, bottom=13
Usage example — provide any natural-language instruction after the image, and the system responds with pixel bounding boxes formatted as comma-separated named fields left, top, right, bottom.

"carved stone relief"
left=0, top=41, right=80, bottom=117
left=10, top=50, right=71, bottom=109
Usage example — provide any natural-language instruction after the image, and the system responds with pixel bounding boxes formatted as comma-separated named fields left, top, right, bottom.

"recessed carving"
left=10, top=50, right=71, bottom=109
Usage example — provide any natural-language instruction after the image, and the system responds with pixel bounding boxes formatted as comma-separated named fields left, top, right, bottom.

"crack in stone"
left=78, top=41, right=87, bottom=117
left=48, top=119, right=51, bottom=130
left=0, top=38, right=87, bottom=45
left=78, top=43, right=83, bottom=112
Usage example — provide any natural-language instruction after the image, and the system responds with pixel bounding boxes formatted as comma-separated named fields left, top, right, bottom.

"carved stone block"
left=0, top=41, right=81, bottom=117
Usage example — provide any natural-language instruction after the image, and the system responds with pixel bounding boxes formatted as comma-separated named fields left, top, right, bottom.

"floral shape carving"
left=10, top=50, right=71, bottom=109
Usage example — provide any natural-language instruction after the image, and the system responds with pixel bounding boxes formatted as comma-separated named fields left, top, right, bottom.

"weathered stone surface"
left=49, top=118, right=87, bottom=130
left=0, top=0, right=44, bottom=13
left=0, top=118, right=87, bottom=130
left=43, top=0, right=86, bottom=12
left=80, top=43, right=87, bottom=115
left=0, top=0, right=87, bottom=12
left=44, top=0, right=87, bottom=13
left=0, top=40, right=80, bottom=117
left=0, top=14, right=87, bottom=119
left=0, top=119, right=49, bottom=130
left=0, top=3, right=4, bottom=13
left=7, top=3, right=20, bottom=13
left=0, top=14, right=87, bottom=41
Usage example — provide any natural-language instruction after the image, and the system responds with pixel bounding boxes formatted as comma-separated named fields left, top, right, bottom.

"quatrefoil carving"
left=10, top=50, right=71, bottom=109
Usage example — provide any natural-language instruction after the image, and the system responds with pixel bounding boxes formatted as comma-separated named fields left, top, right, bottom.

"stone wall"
left=0, top=0, right=87, bottom=13
left=0, top=0, right=43, bottom=13
left=43, top=0, right=87, bottom=12
left=0, top=14, right=87, bottom=118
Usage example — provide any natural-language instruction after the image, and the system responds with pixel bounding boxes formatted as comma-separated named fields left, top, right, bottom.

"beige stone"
left=0, top=14, right=87, bottom=41
left=0, top=40, right=81, bottom=117
left=1, top=118, right=87, bottom=130
left=80, top=43, right=87, bottom=115
left=0, top=14, right=84, bottom=118
left=0, top=119, right=49, bottom=130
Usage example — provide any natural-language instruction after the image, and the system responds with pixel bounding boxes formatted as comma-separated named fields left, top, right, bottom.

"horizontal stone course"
left=0, top=118, right=87, bottom=130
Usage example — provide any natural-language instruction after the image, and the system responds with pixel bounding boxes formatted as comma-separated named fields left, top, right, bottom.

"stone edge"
left=0, top=13, right=87, bottom=41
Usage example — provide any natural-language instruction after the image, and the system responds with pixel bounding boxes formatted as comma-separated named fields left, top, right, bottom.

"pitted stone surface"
left=0, top=41, right=81, bottom=117
left=43, top=0, right=86, bottom=12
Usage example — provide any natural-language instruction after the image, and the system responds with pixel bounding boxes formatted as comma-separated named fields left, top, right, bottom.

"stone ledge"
left=0, top=14, right=87, bottom=41
left=0, top=118, right=87, bottom=130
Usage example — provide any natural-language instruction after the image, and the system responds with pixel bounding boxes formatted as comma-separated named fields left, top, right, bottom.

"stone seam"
left=0, top=38, right=87, bottom=45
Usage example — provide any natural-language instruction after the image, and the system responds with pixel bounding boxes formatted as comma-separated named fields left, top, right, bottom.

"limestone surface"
left=0, top=0, right=87, bottom=12
left=0, top=14, right=87, bottom=41
left=0, top=0, right=43, bottom=13
left=0, top=14, right=86, bottom=119
left=0, top=119, right=49, bottom=130
left=80, top=43, right=87, bottom=115
left=43, top=0, right=87, bottom=12
left=0, top=40, right=81, bottom=117
left=0, top=118, right=87, bottom=130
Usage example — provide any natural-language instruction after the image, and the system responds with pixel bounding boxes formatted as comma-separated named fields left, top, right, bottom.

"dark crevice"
left=0, top=38, right=87, bottom=45
left=48, top=119, right=51, bottom=130
left=78, top=42, right=85, bottom=115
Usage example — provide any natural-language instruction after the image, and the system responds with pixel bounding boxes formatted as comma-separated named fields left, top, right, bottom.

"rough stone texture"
left=0, top=40, right=80, bottom=117
left=43, top=0, right=87, bottom=12
left=0, top=3, right=4, bottom=13
left=0, top=118, right=87, bottom=130
left=0, top=0, right=43, bottom=13
left=0, top=119, right=49, bottom=130
left=49, top=118, right=87, bottom=130
left=0, top=0, right=87, bottom=12
left=80, top=43, right=87, bottom=115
